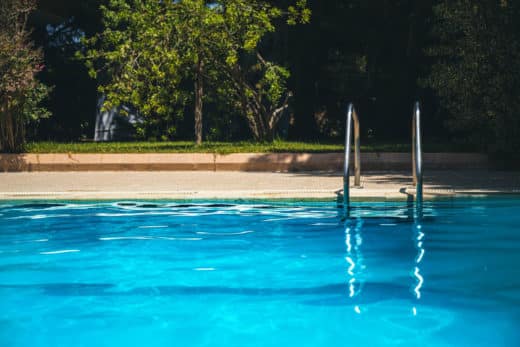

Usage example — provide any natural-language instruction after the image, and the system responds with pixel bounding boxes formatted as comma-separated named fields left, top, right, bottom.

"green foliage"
left=0, top=0, right=50, bottom=152
left=423, top=0, right=520, bottom=153
left=22, top=0, right=520, bottom=158
left=262, top=64, right=290, bottom=106
left=81, top=0, right=310, bottom=142
left=287, top=0, right=311, bottom=25
left=205, top=1, right=303, bottom=140
left=20, top=83, right=52, bottom=121
left=80, top=0, right=195, bottom=139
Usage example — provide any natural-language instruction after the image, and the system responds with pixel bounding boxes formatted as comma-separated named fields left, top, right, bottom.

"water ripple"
left=40, top=249, right=80, bottom=255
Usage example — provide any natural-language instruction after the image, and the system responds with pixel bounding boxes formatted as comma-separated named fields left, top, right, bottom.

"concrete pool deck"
left=0, top=170, right=519, bottom=200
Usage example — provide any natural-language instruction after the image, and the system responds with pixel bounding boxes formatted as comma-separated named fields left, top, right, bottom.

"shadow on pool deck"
left=291, top=170, right=520, bottom=192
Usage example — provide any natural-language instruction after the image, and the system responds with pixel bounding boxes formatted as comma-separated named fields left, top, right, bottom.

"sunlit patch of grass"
left=23, top=140, right=475, bottom=154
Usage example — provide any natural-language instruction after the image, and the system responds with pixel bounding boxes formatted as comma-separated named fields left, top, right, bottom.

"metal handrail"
left=343, top=103, right=361, bottom=215
left=412, top=101, right=423, bottom=206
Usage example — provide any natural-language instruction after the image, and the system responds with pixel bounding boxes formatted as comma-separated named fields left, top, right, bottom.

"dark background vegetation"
left=27, top=0, right=520, bottom=156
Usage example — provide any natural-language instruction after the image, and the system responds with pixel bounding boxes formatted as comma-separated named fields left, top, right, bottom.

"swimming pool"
left=0, top=198, right=519, bottom=346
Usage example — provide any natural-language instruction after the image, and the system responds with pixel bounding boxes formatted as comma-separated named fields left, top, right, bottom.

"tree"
left=204, top=0, right=310, bottom=141
left=423, top=0, right=520, bottom=153
left=82, top=0, right=309, bottom=143
left=212, top=0, right=309, bottom=140
left=0, top=0, right=50, bottom=152
left=81, top=0, right=191, bottom=142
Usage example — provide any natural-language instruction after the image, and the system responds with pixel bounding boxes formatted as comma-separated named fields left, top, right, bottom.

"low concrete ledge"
left=0, top=153, right=215, bottom=172
left=0, top=152, right=489, bottom=172
left=215, top=152, right=489, bottom=171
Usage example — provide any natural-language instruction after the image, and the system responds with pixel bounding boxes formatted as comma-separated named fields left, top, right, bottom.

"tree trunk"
left=1, top=100, right=14, bottom=152
left=194, top=59, right=204, bottom=145
left=0, top=98, right=27, bottom=153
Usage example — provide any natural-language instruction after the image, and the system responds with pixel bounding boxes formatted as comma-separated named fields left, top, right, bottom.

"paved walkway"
left=0, top=171, right=519, bottom=200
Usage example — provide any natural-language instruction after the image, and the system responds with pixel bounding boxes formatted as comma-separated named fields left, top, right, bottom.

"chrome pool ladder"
left=343, top=101, right=424, bottom=216
left=343, top=103, right=361, bottom=215
left=412, top=102, right=423, bottom=207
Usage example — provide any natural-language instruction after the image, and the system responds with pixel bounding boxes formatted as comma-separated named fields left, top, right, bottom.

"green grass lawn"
left=23, top=140, right=477, bottom=154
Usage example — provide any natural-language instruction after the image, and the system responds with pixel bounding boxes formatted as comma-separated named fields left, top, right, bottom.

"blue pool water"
left=0, top=198, right=519, bottom=346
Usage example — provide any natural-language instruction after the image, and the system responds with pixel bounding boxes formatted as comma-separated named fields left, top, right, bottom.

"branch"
left=269, top=91, right=293, bottom=129
left=256, top=52, right=268, bottom=67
